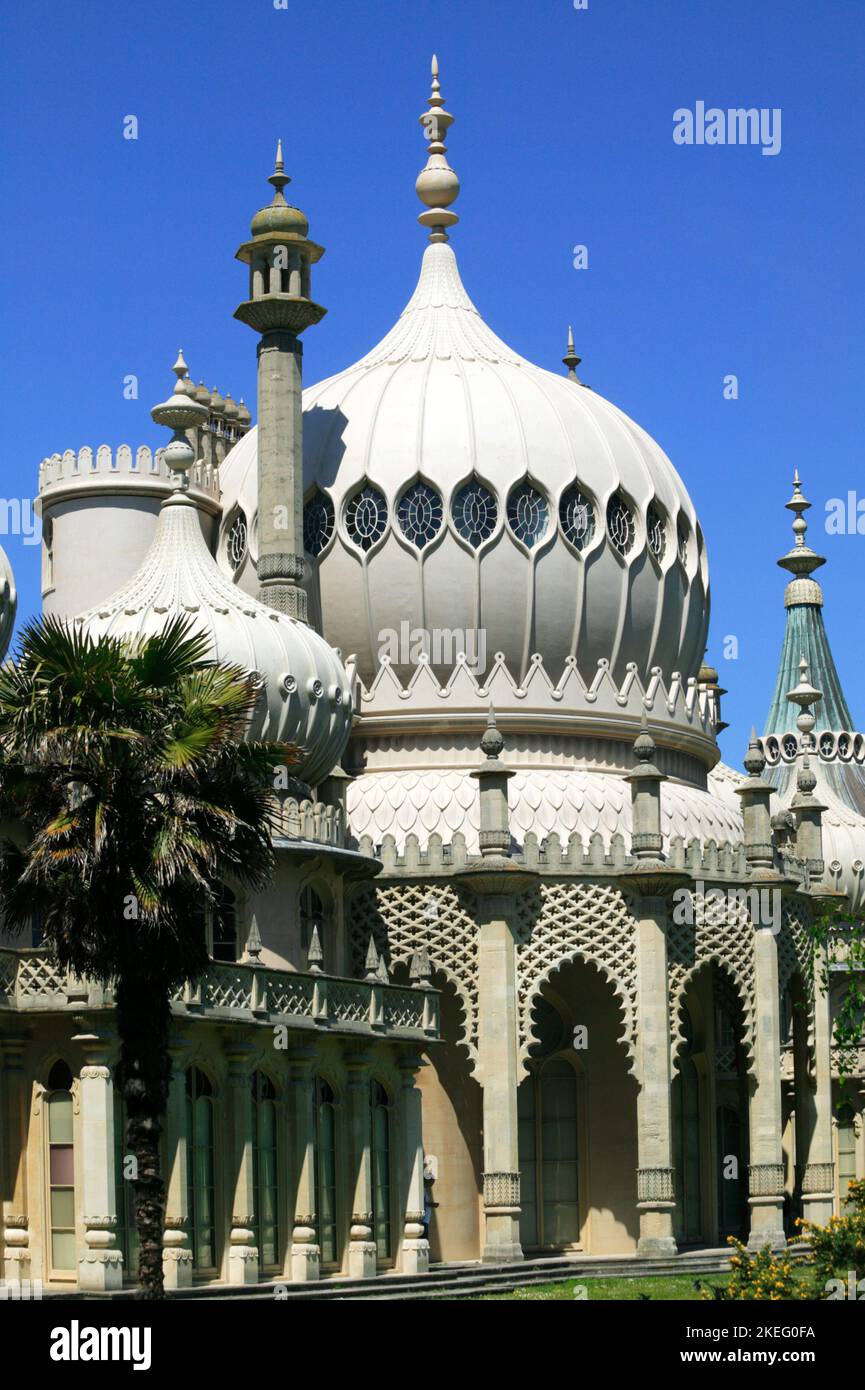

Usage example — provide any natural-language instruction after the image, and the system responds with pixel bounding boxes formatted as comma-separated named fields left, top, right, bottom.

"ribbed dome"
left=250, top=201, right=309, bottom=238
left=218, top=241, right=709, bottom=690
left=75, top=490, right=352, bottom=788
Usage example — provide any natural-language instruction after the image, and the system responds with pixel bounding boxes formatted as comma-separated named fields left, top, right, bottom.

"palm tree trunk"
left=116, top=965, right=173, bottom=1299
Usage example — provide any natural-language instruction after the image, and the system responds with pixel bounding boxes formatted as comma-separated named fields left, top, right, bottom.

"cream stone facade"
left=1, top=60, right=864, bottom=1295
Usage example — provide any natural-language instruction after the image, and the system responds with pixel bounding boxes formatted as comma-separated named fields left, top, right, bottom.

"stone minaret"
left=234, top=142, right=326, bottom=621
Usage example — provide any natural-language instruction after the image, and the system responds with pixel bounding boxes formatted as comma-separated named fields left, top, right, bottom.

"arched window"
left=226, top=511, right=248, bottom=571
left=452, top=478, right=497, bottom=548
left=345, top=485, right=387, bottom=552
left=315, top=1078, right=339, bottom=1266
left=211, top=886, right=238, bottom=962
left=299, top=884, right=327, bottom=966
left=672, top=1005, right=703, bottom=1243
left=606, top=493, right=636, bottom=557
left=397, top=482, right=443, bottom=549
left=506, top=482, right=549, bottom=549
left=677, top=519, right=690, bottom=568
left=646, top=503, right=666, bottom=561
left=371, top=1081, right=393, bottom=1262
left=251, top=1073, right=279, bottom=1268
left=186, top=1068, right=216, bottom=1272
left=303, top=489, right=335, bottom=558
left=46, top=1060, right=76, bottom=1276
left=518, top=1010, right=580, bottom=1253
left=559, top=485, right=595, bottom=552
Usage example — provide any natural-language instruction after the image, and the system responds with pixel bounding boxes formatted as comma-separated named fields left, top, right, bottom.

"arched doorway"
left=672, top=1004, right=704, bottom=1244
left=518, top=1040, right=581, bottom=1250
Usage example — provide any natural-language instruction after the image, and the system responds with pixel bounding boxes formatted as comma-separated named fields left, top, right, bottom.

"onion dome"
left=217, top=60, right=708, bottom=690
left=250, top=140, right=310, bottom=238
left=222, top=393, right=239, bottom=424
left=236, top=398, right=251, bottom=428
left=0, top=541, right=17, bottom=662
left=209, top=386, right=225, bottom=416
left=194, top=380, right=211, bottom=408
left=74, top=356, right=352, bottom=788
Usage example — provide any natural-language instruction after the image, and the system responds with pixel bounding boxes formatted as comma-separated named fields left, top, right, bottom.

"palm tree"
left=0, top=615, right=295, bottom=1298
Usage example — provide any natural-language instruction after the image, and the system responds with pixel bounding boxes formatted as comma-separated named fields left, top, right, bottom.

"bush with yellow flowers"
left=702, top=1178, right=865, bottom=1300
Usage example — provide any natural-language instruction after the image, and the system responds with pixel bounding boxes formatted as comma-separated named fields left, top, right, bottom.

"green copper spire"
left=763, top=472, right=854, bottom=735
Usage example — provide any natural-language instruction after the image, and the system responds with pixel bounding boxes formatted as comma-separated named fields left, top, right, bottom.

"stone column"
left=398, top=1054, right=429, bottom=1275
left=286, top=1047, right=320, bottom=1283
left=346, top=1053, right=377, bottom=1278
left=457, top=710, right=537, bottom=1264
left=225, top=1043, right=259, bottom=1285
left=799, top=935, right=835, bottom=1225
left=736, top=733, right=788, bottom=1250
left=255, top=330, right=307, bottom=620
left=162, top=1041, right=193, bottom=1288
left=633, top=897, right=678, bottom=1254
left=1, top=1034, right=31, bottom=1288
left=73, top=1031, right=123, bottom=1291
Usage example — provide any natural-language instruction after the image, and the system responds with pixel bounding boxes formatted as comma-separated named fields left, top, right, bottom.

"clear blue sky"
left=1, top=0, right=862, bottom=765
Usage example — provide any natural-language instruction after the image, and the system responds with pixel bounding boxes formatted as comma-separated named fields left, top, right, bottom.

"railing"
left=0, top=950, right=438, bottom=1043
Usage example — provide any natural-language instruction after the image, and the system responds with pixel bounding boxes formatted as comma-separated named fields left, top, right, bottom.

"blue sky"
left=1, top=0, right=862, bottom=764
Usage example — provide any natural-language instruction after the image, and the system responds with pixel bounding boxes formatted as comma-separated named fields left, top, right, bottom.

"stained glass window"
left=397, top=482, right=443, bottom=549
left=345, top=485, right=387, bottom=552
left=452, top=479, right=498, bottom=548
left=303, top=490, right=335, bottom=557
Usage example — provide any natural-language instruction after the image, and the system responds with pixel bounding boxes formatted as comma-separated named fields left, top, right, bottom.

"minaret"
left=763, top=471, right=853, bottom=734
left=234, top=142, right=327, bottom=621
left=416, top=56, right=460, bottom=242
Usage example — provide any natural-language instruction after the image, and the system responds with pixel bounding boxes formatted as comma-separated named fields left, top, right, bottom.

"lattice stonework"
left=349, top=881, right=480, bottom=1064
left=515, top=881, right=637, bottom=1073
left=667, top=888, right=756, bottom=1073
left=778, top=896, right=813, bottom=997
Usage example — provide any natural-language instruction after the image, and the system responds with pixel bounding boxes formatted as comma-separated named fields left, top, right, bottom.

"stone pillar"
left=633, top=898, right=678, bottom=1255
left=286, top=1048, right=320, bottom=1283
left=398, top=1054, right=429, bottom=1275
left=225, top=1043, right=259, bottom=1285
left=476, top=892, right=523, bottom=1263
left=255, top=330, right=307, bottom=620
left=162, top=1042, right=193, bottom=1288
left=73, top=1032, right=123, bottom=1291
left=736, top=732, right=787, bottom=1250
left=800, top=934, right=835, bottom=1225
left=346, top=1053, right=377, bottom=1278
left=1, top=1034, right=31, bottom=1287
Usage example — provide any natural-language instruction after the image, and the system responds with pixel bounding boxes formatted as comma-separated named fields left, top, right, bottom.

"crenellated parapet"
left=37, top=443, right=220, bottom=513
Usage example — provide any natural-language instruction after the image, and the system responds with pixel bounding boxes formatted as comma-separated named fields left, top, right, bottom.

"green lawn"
left=470, top=1272, right=734, bottom=1301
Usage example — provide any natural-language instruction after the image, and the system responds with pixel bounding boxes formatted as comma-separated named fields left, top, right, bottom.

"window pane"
left=50, top=1145, right=74, bottom=1186
left=52, top=1230, right=76, bottom=1271
left=51, top=1186, right=75, bottom=1228
left=48, top=1093, right=74, bottom=1144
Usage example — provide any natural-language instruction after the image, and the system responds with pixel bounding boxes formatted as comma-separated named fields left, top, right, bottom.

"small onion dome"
left=222, top=393, right=239, bottom=423
left=236, top=398, right=252, bottom=427
left=209, top=386, right=225, bottom=415
left=250, top=138, right=309, bottom=239
left=177, top=374, right=196, bottom=400
left=194, top=380, right=211, bottom=407
left=698, top=659, right=719, bottom=685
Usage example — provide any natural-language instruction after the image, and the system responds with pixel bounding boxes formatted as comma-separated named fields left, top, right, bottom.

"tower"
left=234, top=141, right=326, bottom=621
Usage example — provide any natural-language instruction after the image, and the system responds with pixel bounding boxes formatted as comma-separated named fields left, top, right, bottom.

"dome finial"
left=268, top=138, right=291, bottom=201
left=778, top=469, right=825, bottom=599
left=562, top=326, right=583, bottom=383
left=416, top=54, right=460, bottom=243
left=151, top=353, right=208, bottom=488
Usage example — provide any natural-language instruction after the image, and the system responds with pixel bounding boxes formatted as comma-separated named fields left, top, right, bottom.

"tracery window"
left=606, top=493, right=636, bottom=557
left=782, top=734, right=799, bottom=760
left=300, top=884, right=326, bottom=964
left=559, top=485, right=595, bottom=552
left=227, top=510, right=248, bottom=570
left=646, top=503, right=666, bottom=561
left=677, top=519, right=690, bottom=567
left=345, top=485, right=388, bottom=552
left=397, top=481, right=443, bottom=549
left=507, top=482, right=549, bottom=548
left=303, top=490, right=335, bottom=558
left=452, top=478, right=497, bottom=548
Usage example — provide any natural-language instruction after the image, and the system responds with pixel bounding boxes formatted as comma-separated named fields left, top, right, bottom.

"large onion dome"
left=217, top=66, right=709, bottom=691
left=75, top=358, right=352, bottom=789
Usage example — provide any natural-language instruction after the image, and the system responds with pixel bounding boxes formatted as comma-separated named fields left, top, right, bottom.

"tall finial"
left=151, top=351, right=207, bottom=487
left=416, top=55, right=460, bottom=243
left=777, top=470, right=825, bottom=605
left=268, top=138, right=291, bottom=200
left=562, top=326, right=583, bottom=383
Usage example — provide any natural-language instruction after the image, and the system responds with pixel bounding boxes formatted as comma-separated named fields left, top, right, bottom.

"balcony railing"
left=0, top=949, right=439, bottom=1044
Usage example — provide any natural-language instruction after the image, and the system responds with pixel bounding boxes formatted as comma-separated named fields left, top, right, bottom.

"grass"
left=471, top=1272, right=734, bottom=1301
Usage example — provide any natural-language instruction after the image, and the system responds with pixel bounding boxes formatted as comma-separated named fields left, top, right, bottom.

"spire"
left=416, top=55, right=460, bottom=242
left=269, top=138, right=290, bottom=199
left=150, top=351, right=208, bottom=486
left=763, top=472, right=854, bottom=736
left=562, top=327, right=583, bottom=383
